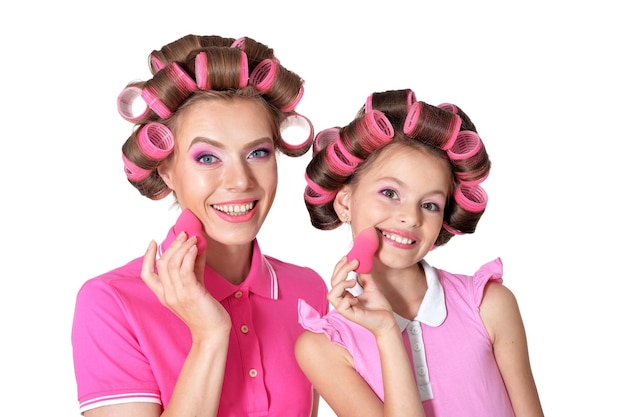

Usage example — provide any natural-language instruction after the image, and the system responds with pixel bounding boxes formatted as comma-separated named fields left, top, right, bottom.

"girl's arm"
left=480, top=282, right=545, bottom=417
left=296, top=257, right=424, bottom=417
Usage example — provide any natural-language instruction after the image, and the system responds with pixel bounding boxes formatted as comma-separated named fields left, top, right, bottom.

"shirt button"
left=410, top=325, right=420, bottom=335
left=249, top=369, right=258, bottom=378
left=234, top=291, right=243, bottom=298
left=417, top=366, right=426, bottom=376
left=413, top=343, right=422, bottom=351
left=240, top=325, right=249, bottom=334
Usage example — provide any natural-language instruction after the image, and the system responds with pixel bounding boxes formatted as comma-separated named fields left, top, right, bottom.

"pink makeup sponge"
left=346, top=227, right=379, bottom=273
left=175, top=209, right=207, bottom=254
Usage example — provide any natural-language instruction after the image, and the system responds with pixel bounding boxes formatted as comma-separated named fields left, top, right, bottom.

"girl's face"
left=159, top=98, right=278, bottom=248
left=336, top=143, right=451, bottom=270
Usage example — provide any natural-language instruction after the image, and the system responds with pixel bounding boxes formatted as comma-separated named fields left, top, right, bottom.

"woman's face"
left=338, top=143, right=451, bottom=269
left=159, top=97, right=278, bottom=248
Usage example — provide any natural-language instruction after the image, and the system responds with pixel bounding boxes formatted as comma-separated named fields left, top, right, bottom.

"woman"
left=71, top=34, right=328, bottom=417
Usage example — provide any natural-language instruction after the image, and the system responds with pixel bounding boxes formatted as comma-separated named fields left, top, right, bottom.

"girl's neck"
left=374, top=262, right=428, bottom=320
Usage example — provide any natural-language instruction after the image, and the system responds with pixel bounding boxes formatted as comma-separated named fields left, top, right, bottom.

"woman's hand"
left=141, top=232, right=231, bottom=340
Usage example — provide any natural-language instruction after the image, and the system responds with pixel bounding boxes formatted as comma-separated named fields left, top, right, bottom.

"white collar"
left=394, top=260, right=447, bottom=329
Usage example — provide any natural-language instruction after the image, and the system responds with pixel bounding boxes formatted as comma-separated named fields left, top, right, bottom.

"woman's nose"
left=222, top=160, right=253, bottom=191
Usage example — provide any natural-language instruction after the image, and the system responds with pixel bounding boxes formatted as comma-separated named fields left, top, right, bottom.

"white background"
left=1, top=1, right=624, bottom=415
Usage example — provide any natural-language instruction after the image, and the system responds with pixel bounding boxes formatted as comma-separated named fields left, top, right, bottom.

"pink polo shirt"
left=72, top=221, right=328, bottom=416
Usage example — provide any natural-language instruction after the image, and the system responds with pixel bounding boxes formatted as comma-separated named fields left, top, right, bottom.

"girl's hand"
left=141, top=232, right=231, bottom=340
left=328, top=257, right=397, bottom=337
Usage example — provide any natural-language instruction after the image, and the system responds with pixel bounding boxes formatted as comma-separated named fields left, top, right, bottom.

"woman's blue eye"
left=249, top=148, right=272, bottom=159
left=197, top=153, right=219, bottom=164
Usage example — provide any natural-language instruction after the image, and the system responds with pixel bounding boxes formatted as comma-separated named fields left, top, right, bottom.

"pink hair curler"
left=137, top=122, right=174, bottom=160
left=280, top=85, right=304, bottom=112
left=447, top=131, right=482, bottom=160
left=442, top=222, right=464, bottom=235
left=141, top=86, right=172, bottom=119
left=304, top=173, right=337, bottom=204
left=167, top=62, right=196, bottom=95
left=121, top=153, right=151, bottom=182
left=238, top=50, right=249, bottom=87
left=249, top=59, right=277, bottom=93
left=454, top=183, right=488, bottom=213
left=346, top=226, right=379, bottom=274
left=117, top=85, right=150, bottom=122
left=313, top=127, right=340, bottom=154
left=150, top=55, right=166, bottom=73
left=279, top=114, right=313, bottom=151
left=195, top=51, right=210, bottom=90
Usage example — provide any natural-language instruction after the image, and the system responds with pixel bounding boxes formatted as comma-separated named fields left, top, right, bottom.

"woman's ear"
left=157, top=160, right=174, bottom=190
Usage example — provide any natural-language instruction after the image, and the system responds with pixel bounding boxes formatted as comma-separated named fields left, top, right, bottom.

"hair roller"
left=313, top=127, right=340, bottom=154
left=438, top=102, right=458, bottom=114
left=194, top=48, right=250, bottom=91
left=447, top=131, right=490, bottom=183
left=278, top=114, right=314, bottom=153
left=122, top=153, right=151, bottom=182
left=454, top=183, right=488, bottom=213
left=341, top=110, right=394, bottom=158
left=442, top=222, right=465, bottom=235
left=117, top=85, right=150, bottom=122
left=250, top=58, right=277, bottom=93
left=166, top=62, right=196, bottom=96
left=195, top=51, right=209, bottom=90
left=304, top=172, right=337, bottom=204
left=137, top=122, right=174, bottom=160
left=366, top=89, right=416, bottom=114
left=326, top=142, right=358, bottom=176
left=231, top=37, right=275, bottom=66
left=150, top=55, right=166, bottom=73
left=403, top=101, right=461, bottom=150
left=141, top=86, right=172, bottom=118
left=249, top=58, right=304, bottom=111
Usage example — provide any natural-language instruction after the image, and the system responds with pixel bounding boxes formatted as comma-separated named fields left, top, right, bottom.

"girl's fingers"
left=140, top=240, right=160, bottom=293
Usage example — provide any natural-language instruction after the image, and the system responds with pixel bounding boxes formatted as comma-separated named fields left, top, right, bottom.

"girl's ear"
left=333, top=185, right=352, bottom=219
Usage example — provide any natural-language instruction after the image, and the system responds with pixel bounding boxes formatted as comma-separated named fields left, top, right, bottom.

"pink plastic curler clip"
left=122, top=153, right=151, bottom=182
left=346, top=227, right=379, bottom=274
left=326, top=144, right=357, bottom=176
left=141, top=87, right=172, bottom=119
left=279, top=114, right=313, bottom=151
left=304, top=173, right=337, bottom=205
left=137, top=123, right=174, bottom=160
left=454, top=183, right=488, bottom=213
left=117, top=85, right=150, bottom=122
left=249, top=59, right=277, bottom=93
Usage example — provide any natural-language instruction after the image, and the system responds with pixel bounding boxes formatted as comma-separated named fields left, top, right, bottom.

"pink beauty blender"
left=346, top=227, right=379, bottom=273
left=175, top=209, right=207, bottom=254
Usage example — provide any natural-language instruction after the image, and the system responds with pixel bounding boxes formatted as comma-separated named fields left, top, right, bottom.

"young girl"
left=296, top=89, right=544, bottom=417
left=71, top=34, right=328, bottom=417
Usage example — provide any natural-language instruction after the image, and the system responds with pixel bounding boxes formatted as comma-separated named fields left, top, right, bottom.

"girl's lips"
left=380, top=229, right=419, bottom=247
